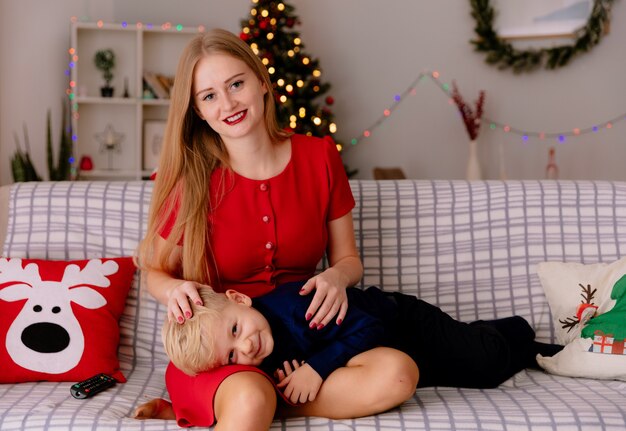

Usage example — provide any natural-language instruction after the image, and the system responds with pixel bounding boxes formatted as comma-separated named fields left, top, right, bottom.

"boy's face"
left=210, top=290, right=274, bottom=367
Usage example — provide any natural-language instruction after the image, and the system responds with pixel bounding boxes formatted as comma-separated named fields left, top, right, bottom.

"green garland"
left=470, top=0, right=616, bottom=72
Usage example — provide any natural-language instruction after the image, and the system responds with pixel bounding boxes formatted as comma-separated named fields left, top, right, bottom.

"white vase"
left=466, top=140, right=482, bottom=181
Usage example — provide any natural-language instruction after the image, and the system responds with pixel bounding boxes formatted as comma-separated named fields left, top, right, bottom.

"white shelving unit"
left=70, top=21, right=202, bottom=180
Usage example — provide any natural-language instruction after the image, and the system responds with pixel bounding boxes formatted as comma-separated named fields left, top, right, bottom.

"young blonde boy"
left=158, top=281, right=563, bottom=406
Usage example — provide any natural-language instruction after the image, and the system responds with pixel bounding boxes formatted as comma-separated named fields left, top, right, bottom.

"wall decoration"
left=469, top=0, right=616, bottom=72
left=348, top=69, right=626, bottom=148
left=496, top=1, right=594, bottom=40
left=94, top=124, right=125, bottom=170
left=143, top=121, right=166, bottom=171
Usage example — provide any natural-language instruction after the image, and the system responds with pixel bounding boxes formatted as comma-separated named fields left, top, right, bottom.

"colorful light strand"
left=349, top=70, right=626, bottom=147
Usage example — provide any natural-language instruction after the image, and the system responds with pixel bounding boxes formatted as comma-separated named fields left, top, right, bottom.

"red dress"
left=162, top=134, right=355, bottom=427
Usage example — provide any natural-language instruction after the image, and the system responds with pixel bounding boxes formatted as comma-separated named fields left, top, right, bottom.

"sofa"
left=0, top=179, right=625, bottom=431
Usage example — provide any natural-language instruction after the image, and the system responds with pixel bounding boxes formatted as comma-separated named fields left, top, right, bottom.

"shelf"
left=70, top=21, right=202, bottom=180
left=141, top=99, right=171, bottom=106
left=73, top=97, right=171, bottom=106
left=75, top=96, right=138, bottom=105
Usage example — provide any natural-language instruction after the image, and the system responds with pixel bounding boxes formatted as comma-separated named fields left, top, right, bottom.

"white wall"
left=1, top=0, right=625, bottom=185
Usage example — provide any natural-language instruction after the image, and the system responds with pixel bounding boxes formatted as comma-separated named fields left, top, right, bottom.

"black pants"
left=388, top=292, right=537, bottom=388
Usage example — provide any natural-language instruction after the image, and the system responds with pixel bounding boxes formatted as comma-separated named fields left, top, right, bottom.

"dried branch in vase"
left=451, top=81, right=486, bottom=141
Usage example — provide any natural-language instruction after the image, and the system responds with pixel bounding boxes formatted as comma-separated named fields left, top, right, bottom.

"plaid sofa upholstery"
left=1, top=180, right=625, bottom=430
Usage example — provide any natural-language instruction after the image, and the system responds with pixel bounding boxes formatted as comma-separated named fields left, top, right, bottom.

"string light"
left=349, top=69, right=626, bottom=147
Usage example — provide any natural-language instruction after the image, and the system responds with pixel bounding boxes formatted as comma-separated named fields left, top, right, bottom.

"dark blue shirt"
left=252, top=282, right=398, bottom=379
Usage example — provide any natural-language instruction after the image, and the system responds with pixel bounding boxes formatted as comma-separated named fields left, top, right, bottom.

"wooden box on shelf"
left=69, top=21, right=202, bottom=180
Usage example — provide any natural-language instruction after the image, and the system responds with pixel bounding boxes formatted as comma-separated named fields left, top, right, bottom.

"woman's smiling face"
left=192, top=53, right=268, bottom=141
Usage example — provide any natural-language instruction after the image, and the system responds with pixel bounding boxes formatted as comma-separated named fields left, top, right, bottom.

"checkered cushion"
left=1, top=180, right=625, bottom=430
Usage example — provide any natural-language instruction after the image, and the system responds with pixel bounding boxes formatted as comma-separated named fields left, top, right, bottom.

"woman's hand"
left=276, top=360, right=323, bottom=404
left=299, top=267, right=349, bottom=328
left=166, top=280, right=205, bottom=324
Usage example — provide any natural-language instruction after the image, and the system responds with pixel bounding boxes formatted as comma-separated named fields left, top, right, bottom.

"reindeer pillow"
left=536, top=257, right=626, bottom=380
left=0, top=257, right=136, bottom=383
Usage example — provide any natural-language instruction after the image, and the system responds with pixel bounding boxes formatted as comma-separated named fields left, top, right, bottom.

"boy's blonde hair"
left=161, top=288, right=230, bottom=376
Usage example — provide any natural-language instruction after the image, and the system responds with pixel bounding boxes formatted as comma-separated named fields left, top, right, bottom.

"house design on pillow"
left=0, top=258, right=120, bottom=374
left=582, top=274, right=626, bottom=356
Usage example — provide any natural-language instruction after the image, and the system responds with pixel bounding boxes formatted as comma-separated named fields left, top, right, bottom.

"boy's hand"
left=275, top=360, right=323, bottom=404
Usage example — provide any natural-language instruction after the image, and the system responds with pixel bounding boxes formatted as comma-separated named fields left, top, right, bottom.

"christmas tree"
left=239, top=0, right=340, bottom=148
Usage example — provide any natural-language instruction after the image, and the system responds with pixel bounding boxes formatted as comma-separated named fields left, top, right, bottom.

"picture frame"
left=495, top=0, right=593, bottom=40
left=143, top=120, right=166, bottom=171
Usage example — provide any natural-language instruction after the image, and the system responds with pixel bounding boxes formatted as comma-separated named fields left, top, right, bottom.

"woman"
left=136, top=28, right=418, bottom=430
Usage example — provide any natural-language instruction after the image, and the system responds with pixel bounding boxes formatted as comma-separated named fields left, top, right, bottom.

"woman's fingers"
left=316, top=300, right=342, bottom=328
left=168, top=281, right=205, bottom=323
left=304, top=288, right=325, bottom=322
left=336, top=300, right=348, bottom=325
left=298, top=278, right=315, bottom=296
left=302, top=274, right=349, bottom=328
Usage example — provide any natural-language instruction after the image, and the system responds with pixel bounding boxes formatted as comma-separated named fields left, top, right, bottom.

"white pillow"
left=536, top=257, right=626, bottom=381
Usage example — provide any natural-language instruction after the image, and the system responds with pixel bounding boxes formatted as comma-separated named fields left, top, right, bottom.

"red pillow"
left=0, top=257, right=136, bottom=383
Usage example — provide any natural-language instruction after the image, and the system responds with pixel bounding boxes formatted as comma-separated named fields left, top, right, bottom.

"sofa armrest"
left=0, top=185, right=9, bottom=255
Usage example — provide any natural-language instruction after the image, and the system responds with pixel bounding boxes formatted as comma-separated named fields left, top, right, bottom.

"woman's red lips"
left=224, top=110, right=247, bottom=125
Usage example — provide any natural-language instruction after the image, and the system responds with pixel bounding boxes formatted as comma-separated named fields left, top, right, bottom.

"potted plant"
left=94, top=49, right=116, bottom=97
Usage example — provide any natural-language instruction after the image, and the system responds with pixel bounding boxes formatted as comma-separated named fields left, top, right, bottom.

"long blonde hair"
left=137, top=28, right=291, bottom=284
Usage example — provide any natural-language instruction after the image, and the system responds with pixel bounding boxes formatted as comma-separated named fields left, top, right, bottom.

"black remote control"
left=70, top=373, right=116, bottom=399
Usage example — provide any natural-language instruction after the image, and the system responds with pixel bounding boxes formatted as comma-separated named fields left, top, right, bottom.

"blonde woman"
left=135, top=28, right=418, bottom=431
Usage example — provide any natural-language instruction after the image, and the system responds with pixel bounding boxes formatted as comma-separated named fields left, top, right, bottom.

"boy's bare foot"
left=134, top=398, right=175, bottom=420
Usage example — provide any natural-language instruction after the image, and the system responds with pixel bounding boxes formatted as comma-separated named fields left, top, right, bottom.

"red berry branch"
left=451, top=81, right=486, bottom=141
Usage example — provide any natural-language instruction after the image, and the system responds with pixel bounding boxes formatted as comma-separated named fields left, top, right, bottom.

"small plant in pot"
left=94, top=49, right=116, bottom=97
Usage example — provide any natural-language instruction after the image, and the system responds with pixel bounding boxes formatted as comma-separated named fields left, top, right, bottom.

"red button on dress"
left=265, top=241, right=274, bottom=250
left=259, top=183, right=268, bottom=191
left=264, top=265, right=274, bottom=272
left=262, top=215, right=270, bottom=223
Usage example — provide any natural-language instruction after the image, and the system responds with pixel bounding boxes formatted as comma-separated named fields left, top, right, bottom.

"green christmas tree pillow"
left=536, top=257, right=626, bottom=380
